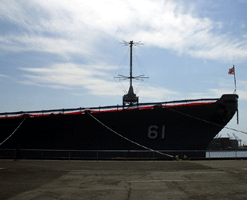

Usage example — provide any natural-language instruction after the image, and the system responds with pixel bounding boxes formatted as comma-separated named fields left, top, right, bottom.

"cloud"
left=0, top=73, right=15, bottom=81
left=209, top=88, right=247, bottom=100
left=138, top=86, right=179, bottom=102
left=0, top=74, right=9, bottom=78
left=0, top=34, right=93, bottom=58
left=1, top=0, right=247, bottom=104
left=205, top=79, right=247, bottom=100
left=0, top=0, right=247, bottom=62
left=20, top=62, right=180, bottom=102
left=176, top=77, right=247, bottom=100
left=20, top=62, right=115, bottom=91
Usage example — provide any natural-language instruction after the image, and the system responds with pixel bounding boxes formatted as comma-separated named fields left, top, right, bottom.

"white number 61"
left=148, top=125, right=165, bottom=139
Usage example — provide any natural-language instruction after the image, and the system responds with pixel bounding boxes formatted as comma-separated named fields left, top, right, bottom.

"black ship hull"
left=0, top=94, right=238, bottom=159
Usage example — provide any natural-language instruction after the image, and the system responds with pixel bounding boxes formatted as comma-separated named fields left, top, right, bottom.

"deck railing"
left=0, top=98, right=219, bottom=118
left=1, top=149, right=246, bottom=160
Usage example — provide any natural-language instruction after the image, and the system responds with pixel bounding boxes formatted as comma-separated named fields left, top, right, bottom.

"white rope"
left=88, top=113, right=174, bottom=158
left=164, top=106, right=247, bottom=135
left=0, top=116, right=27, bottom=146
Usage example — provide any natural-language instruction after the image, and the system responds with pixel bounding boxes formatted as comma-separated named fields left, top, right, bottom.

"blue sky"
left=0, top=0, right=247, bottom=144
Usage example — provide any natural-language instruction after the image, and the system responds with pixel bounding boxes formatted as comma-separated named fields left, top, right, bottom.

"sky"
left=0, top=0, right=247, bottom=144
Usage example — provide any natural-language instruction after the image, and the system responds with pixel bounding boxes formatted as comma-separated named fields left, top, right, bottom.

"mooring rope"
left=163, top=106, right=247, bottom=135
left=0, top=116, right=27, bottom=146
left=88, top=113, right=174, bottom=158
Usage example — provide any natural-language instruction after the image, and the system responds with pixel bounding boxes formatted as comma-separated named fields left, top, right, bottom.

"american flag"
left=228, top=67, right=235, bottom=75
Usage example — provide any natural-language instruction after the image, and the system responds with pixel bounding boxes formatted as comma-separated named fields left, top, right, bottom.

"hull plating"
left=0, top=94, right=238, bottom=152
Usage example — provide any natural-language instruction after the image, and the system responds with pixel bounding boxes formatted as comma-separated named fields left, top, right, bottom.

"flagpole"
left=229, top=65, right=238, bottom=124
left=233, top=65, right=238, bottom=124
left=233, top=65, right=236, bottom=94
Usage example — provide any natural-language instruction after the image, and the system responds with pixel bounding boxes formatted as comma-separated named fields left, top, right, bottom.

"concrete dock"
left=1, top=159, right=247, bottom=199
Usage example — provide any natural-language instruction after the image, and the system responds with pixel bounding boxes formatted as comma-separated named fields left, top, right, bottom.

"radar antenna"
left=115, top=41, right=148, bottom=107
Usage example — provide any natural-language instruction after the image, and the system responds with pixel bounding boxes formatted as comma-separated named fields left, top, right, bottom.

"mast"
left=130, top=40, right=133, bottom=88
left=114, top=40, right=148, bottom=107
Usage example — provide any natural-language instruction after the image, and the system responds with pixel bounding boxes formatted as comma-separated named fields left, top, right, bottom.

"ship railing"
left=1, top=148, right=246, bottom=160
left=0, top=97, right=219, bottom=118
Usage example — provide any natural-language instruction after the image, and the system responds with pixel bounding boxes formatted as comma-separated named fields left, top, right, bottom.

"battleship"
left=0, top=41, right=238, bottom=159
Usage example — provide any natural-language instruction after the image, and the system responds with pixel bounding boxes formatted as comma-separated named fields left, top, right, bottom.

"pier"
left=1, top=159, right=247, bottom=199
